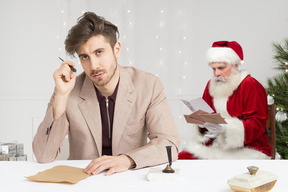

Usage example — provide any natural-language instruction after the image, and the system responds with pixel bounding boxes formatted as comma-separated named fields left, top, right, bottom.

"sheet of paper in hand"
left=25, top=165, right=90, bottom=184
left=181, top=97, right=214, bottom=113
left=182, top=98, right=227, bottom=124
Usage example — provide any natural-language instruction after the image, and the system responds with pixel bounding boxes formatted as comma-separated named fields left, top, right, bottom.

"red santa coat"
left=180, top=71, right=271, bottom=159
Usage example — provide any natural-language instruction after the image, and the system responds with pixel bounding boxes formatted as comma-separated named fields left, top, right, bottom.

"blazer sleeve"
left=32, top=92, right=69, bottom=163
left=123, top=78, right=180, bottom=169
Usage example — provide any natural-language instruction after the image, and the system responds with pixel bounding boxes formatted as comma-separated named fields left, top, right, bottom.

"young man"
left=33, top=12, right=179, bottom=176
left=178, top=41, right=271, bottom=159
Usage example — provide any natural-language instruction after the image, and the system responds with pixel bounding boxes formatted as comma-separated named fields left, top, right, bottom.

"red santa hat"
left=206, top=41, right=244, bottom=65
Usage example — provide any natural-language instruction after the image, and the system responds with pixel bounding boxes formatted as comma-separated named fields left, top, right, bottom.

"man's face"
left=210, top=62, right=238, bottom=82
left=77, top=35, right=121, bottom=87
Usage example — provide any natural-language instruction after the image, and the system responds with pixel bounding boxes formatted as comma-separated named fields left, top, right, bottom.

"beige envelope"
left=26, top=165, right=90, bottom=184
left=184, top=110, right=227, bottom=124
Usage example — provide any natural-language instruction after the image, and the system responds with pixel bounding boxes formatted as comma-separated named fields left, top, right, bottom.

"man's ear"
left=114, top=42, right=121, bottom=58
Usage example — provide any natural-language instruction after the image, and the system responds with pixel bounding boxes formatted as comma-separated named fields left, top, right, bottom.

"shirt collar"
left=95, top=81, right=119, bottom=102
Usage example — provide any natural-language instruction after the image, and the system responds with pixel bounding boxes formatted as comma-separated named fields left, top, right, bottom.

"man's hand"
left=203, top=122, right=225, bottom=138
left=52, top=61, right=76, bottom=120
left=84, top=155, right=135, bottom=176
left=53, top=61, right=76, bottom=96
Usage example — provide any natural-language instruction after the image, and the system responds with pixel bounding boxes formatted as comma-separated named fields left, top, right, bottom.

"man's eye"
left=80, top=55, right=89, bottom=60
left=96, top=51, right=103, bottom=55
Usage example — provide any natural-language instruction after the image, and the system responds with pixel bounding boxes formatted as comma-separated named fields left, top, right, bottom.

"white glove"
left=203, top=122, right=225, bottom=139
left=198, top=124, right=205, bottom=128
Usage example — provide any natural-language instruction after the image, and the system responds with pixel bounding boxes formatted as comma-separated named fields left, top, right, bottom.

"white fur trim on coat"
left=214, top=117, right=244, bottom=150
left=184, top=141, right=270, bottom=159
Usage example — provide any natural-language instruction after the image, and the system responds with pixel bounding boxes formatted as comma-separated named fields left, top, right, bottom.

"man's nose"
left=214, top=69, right=221, bottom=77
left=90, top=57, right=100, bottom=70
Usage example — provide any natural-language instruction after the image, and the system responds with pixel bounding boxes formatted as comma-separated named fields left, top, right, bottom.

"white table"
left=0, top=160, right=286, bottom=192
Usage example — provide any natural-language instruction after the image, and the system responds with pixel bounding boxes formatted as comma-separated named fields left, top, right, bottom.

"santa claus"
left=178, top=41, right=272, bottom=159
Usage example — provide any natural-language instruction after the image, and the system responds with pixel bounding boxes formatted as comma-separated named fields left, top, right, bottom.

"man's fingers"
left=61, top=65, right=76, bottom=82
left=91, top=161, right=113, bottom=175
left=105, top=167, right=116, bottom=176
left=84, top=158, right=101, bottom=173
left=85, top=156, right=111, bottom=174
left=85, top=155, right=108, bottom=169
left=84, top=155, right=132, bottom=176
left=63, top=61, right=76, bottom=68
left=62, top=65, right=74, bottom=81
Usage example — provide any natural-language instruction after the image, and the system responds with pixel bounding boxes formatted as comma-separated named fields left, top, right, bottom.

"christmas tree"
left=266, top=38, right=288, bottom=159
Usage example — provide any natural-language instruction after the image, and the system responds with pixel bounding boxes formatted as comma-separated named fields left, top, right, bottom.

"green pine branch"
left=272, top=39, right=288, bottom=71
left=267, top=73, right=288, bottom=111
left=266, top=38, right=288, bottom=159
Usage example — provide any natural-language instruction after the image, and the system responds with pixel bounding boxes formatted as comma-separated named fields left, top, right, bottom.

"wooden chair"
left=267, top=104, right=276, bottom=159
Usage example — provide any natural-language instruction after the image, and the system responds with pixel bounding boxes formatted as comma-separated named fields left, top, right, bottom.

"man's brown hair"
left=65, top=12, right=119, bottom=56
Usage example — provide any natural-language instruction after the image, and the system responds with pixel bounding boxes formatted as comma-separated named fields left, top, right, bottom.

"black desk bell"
left=162, top=146, right=175, bottom=173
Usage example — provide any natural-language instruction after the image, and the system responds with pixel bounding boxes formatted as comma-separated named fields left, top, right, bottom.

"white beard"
left=209, top=69, right=248, bottom=98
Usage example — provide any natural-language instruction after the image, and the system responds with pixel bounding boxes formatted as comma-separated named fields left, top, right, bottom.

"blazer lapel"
left=78, top=75, right=102, bottom=156
left=112, top=67, right=136, bottom=154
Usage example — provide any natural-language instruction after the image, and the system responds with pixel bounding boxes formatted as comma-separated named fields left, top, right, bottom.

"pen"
left=58, top=57, right=77, bottom=72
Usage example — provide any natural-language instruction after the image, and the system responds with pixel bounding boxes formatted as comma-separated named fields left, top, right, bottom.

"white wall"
left=1, top=0, right=287, bottom=161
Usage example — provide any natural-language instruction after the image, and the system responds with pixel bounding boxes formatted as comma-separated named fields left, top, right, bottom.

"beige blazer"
left=33, top=66, right=180, bottom=169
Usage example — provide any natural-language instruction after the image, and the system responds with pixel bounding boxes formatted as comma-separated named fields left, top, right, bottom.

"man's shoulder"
left=120, top=66, right=158, bottom=82
left=119, top=66, right=163, bottom=93
left=120, top=66, right=156, bottom=76
left=242, top=74, right=262, bottom=86
left=241, top=73, right=265, bottom=92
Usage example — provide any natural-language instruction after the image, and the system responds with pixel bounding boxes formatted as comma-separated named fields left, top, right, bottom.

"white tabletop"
left=0, top=160, right=286, bottom=192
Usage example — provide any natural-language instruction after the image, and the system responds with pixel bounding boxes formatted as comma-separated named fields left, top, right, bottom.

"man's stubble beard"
left=92, top=58, right=118, bottom=87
